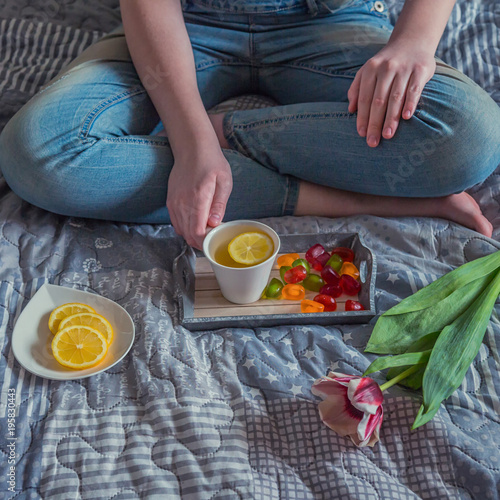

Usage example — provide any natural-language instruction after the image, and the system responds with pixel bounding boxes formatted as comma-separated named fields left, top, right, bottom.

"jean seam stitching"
left=285, top=176, right=300, bottom=216
left=196, top=60, right=358, bottom=78
left=232, top=112, right=352, bottom=131
left=100, top=137, right=169, bottom=146
left=282, top=177, right=290, bottom=215
left=250, top=32, right=258, bottom=91
left=276, top=62, right=358, bottom=79
left=283, top=176, right=294, bottom=216
left=227, top=127, right=254, bottom=158
left=195, top=58, right=246, bottom=70
left=79, top=86, right=147, bottom=141
left=187, top=2, right=308, bottom=13
left=36, top=74, right=71, bottom=96
left=223, top=113, right=238, bottom=150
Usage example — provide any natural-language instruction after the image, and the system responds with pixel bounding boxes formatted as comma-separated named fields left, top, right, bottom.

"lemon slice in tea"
left=227, top=231, right=274, bottom=265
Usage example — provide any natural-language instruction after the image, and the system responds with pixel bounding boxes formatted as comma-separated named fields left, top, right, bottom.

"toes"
left=444, top=192, right=493, bottom=237
left=477, top=219, right=493, bottom=238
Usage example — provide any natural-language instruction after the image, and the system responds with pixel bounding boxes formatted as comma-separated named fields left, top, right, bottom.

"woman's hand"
left=167, top=147, right=233, bottom=249
left=347, top=41, right=436, bottom=147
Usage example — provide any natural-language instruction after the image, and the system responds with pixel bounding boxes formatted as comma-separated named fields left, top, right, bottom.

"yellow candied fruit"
left=340, top=262, right=360, bottom=280
left=301, top=299, right=325, bottom=313
left=277, top=253, right=300, bottom=267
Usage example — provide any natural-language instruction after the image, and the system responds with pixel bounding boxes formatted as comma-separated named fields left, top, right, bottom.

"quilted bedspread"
left=1, top=1, right=500, bottom=499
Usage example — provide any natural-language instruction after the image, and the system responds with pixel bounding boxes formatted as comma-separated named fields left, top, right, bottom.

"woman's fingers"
left=350, top=43, right=437, bottom=146
left=366, top=72, right=396, bottom=147
left=166, top=154, right=233, bottom=249
left=167, top=181, right=211, bottom=249
left=355, top=69, right=377, bottom=138
left=402, top=69, right=426, bottom=120
left=189, top=210, right=210, bottom=249
left=187, top=185, right=215, bottom=249
left=382, top=74, right=409, bottom=139
left=208, top=173, right=232, bottom=228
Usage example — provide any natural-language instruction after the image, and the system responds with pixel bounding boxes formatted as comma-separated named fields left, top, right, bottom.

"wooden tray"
left=173, top=232, right=377, bottom=330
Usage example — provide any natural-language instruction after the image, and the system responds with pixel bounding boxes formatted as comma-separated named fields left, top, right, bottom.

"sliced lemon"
left=227, top=231, right=274, bottom=265
left=48, top=303, right=96, bottom=334
left=51, top=325, right=108, bottom=369
left=58, top=312, right=114, bottom=345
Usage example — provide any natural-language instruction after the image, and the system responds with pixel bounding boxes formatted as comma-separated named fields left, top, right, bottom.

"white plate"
left=12, top=284, right=135, bottom=380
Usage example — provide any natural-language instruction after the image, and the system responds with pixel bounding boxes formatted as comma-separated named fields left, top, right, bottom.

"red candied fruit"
left=331, top=246, right=355, bottom=263
left=319, top=284, right=342, bottom=298
left=313, top=294, right=337, bottom=312
left=340, top=274, right=361, bottom=296
left=305, top=244, right=326, bottom=264
left=284, top=265, right=307, bottom=284
left=345, top=300, right=365, bottom=311
left=321, top=265, right=341, bottom=285
left=312, top=252, right=331, bottom=271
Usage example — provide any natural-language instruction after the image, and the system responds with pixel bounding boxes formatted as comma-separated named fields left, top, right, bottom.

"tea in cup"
left=203, top=220, right=280, bottom=304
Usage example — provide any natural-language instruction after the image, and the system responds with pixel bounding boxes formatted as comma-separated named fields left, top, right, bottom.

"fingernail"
left=368, top=135, right=378, bottom=147
left=209, top=214, right=221, bottom=225
left=403, top=110, right=412, bottom=119
left=359, top=126, right=367, bottom=137
left=383, top=127, right=392, bottom=137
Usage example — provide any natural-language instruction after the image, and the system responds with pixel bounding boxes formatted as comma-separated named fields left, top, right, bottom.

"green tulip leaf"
left=388, top=366, right=425, bottom=390
left=385, top=331, right=440, bottom=390
left=363, top=350, right=432, bottom=376
left=365, top=272, right=495, bottom=354
left=383, top=250, right=500, bottom=316
left=412, top=269, right=500, bottom=430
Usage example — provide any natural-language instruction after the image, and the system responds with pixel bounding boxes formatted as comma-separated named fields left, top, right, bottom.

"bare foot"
left=208, top=113, right=230, bottom=149
left=436, top=192, right=493, bottom=238
left=295, top=182, right=493, bottom=237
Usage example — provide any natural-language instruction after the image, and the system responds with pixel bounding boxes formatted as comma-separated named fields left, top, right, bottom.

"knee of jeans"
left=0, top=97, right=82, bottom=213
left=415, top=86, right=500, bottom=196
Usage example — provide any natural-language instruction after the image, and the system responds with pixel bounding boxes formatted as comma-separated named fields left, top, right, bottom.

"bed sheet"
left=0, top=1, right=499, bottom=499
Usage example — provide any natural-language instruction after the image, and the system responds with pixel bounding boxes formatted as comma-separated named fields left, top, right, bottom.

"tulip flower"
left=311, top=371, right=384, bottom=447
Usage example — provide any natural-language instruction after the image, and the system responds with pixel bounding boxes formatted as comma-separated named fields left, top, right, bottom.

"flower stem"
left=379, top=364, right=423, bottom=392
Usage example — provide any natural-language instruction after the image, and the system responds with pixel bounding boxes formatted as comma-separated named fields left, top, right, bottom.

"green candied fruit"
left=280, top=266, right=291, bottom=282
left=326, top=253, right=343, bottom=272
left=266, top=278, right=284, bottom=299
left=302, top=274, right=325, bottom=292
left=292, top=258, right=311, bottom=274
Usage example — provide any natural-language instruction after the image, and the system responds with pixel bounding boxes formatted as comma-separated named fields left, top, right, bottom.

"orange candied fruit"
left=301, top=299, right=325, bottom=313
left=277, top=253, right=300, bottom=268
left=281, top=284, right=306, bottom=300
left=340, top=262, right=360, bottom=280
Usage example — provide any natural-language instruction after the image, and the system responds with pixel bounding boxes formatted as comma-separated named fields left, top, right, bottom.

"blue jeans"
left=0, top=0, right=499, bottom=223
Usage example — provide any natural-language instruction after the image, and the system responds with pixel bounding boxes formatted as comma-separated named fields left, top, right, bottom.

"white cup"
left=203, top=220, right=281, bottom=304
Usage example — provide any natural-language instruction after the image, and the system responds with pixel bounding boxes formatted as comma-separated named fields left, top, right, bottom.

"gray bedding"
left=1, top=1, right=499, bottom=498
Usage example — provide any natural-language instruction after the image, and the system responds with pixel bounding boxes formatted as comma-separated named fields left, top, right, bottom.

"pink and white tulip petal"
left=312, top=371, right=384, bottom=448
left=348, top=376, right=384, bottom=415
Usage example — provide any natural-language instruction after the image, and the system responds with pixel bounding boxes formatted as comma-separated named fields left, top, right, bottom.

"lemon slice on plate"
left=51, top=325, right=108, bottom=369
left=58, top=312, right=114, bottom=345
left=48, top=303, right=96, bottom=334
left=228, top=231, right=274, bottom=265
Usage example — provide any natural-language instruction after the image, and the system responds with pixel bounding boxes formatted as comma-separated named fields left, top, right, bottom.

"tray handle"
left=359, top=259, right=368, bottom=284
left=172, top=244, right=196, bottom=321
